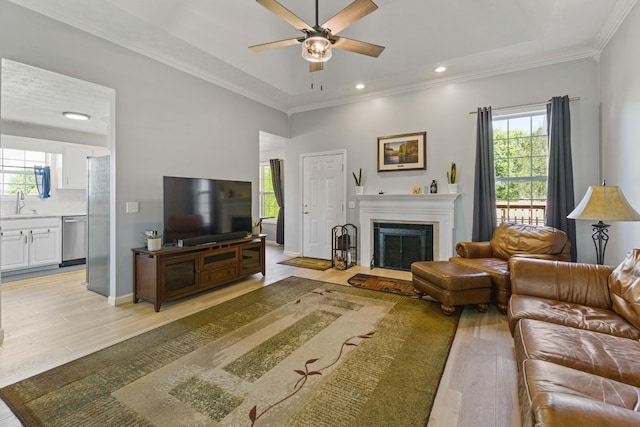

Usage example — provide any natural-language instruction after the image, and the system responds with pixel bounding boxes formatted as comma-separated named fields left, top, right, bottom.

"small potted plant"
left=353, top=168, right=364, bottom=195
left=252, top=218, right=262, bottom=236
left=144, top=230, right=162, bottom=251
left=446, top=162, right=458, bottom=193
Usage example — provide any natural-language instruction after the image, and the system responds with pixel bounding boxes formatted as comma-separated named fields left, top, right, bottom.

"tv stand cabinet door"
left=240, top=242, right=264, bottom=275
left=159, top=253, right=199, bottom=303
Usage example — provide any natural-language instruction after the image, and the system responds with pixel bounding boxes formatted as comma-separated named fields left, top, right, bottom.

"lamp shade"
left=567, top=186, right=640, bottom=222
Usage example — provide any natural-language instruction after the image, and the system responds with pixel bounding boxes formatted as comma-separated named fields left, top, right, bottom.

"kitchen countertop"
left=1, top=212, right=86, bottom=220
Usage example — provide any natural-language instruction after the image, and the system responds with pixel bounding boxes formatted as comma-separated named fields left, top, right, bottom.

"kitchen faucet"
left=15, top=189, right=25, bottom=214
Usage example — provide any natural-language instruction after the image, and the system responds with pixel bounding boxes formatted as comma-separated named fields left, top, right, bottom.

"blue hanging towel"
left=34, top=166, right=51, bottom=199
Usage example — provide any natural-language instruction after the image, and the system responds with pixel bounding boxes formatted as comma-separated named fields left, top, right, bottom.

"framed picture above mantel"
left=377, top=131, right=426, bottom=172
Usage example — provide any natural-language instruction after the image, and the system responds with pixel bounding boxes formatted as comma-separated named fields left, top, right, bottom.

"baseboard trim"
left=283, top=250, right=300, bottom=258
left=108, top=293, right=133, bottom=306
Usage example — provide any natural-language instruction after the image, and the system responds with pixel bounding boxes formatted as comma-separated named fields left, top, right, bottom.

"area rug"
left=348, top=273, right=421, bottom=297
left=0, top=276, right=459, bottom=427
left=277, top=256, right=332, bottom=271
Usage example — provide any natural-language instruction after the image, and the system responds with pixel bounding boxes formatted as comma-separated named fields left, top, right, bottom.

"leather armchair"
left=450, top=222, right=571, bottom=313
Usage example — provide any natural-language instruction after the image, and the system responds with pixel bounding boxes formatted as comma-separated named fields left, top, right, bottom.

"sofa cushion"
left=532, top=392, right=640, bottom=427
left=508, top=294, right=640, bottom=339
left=609, top=248, right=640, bottom=330
left=490, top=223, right=569, bottom=261
left=522, top=359, right=640, bottom=413
left=514, top=319, right=640, bottom=387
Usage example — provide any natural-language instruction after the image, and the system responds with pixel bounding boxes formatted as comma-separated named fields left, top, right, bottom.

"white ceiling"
left=1, top=59, right=112, bottom=137
left=6, top=0, right=638, bottom=114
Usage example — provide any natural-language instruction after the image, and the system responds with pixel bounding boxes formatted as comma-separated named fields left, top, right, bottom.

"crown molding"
left=287, top=48, right=600, bottom=115
left=9, top=0, right=292, bottom=113
left=9, top=0, right=629, bottom=115
left=593, top=0, right=637, bottom=51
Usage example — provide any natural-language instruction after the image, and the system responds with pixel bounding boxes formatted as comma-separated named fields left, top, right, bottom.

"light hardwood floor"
left=0, top=245, right=520, bottom=426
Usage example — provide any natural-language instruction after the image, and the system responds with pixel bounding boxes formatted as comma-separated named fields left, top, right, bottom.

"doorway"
left=301, top=150, right=346, bottom=259
left=0, top=60, right=115, bottom=305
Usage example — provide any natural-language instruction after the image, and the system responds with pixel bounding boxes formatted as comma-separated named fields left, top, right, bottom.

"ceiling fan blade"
left=331, top=36, right=385, bottom=57
left=322, top=0, right=378, bottom=35
left=256, top=0, right=313, bottom=32
left=309, top=62, right=324, bottom=72
left=249, top=38, right=301, bottom=52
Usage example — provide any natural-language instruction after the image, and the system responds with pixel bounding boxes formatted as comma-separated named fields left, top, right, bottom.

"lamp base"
left=591, top=221, right=610, bottom=265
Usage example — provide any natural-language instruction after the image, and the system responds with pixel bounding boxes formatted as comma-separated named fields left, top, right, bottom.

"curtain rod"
left=469, top=97, right=580, bottom=115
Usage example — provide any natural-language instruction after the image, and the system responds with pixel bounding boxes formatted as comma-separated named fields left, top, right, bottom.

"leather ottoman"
left=411, top=261, right=492, bottom=315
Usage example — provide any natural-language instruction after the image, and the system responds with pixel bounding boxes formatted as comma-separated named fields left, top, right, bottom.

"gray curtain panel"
left=269, top=158, right=285, bottom=244
left=472, top=107, right=497, bottom=241
left=546, top=95, right=577, bottom=261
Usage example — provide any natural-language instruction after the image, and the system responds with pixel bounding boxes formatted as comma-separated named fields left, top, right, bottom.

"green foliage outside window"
left=1, top=148, right=46, bottom=196
left=259, top=164, right=279, bottom=219
left=494, top=114, right=548, bottom=206
left=7, top=173, right=38, bottom=195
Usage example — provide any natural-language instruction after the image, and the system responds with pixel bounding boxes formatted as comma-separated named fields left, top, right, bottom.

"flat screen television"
left=163, top=176, right=252, bottom=244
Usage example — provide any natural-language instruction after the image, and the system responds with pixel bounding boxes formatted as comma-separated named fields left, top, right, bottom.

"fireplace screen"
left=373, top=222, right=434, bottom=270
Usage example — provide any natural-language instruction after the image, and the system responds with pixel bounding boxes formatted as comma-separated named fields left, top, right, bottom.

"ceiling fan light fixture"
left=302, top=36, right=332, bottom=63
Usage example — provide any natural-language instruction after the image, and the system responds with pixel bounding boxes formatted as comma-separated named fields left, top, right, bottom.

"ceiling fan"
left=249, top=0, right=385, bottom=72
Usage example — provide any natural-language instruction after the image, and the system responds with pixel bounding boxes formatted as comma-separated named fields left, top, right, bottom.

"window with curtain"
left=259, top=162, right=278, bottom=219
left=0, top=148, right=47, bottom=196
left=493, top=111, right=549, bottom=225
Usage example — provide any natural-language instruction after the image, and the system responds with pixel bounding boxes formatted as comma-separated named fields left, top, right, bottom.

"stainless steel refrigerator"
left=86, top=155, right=110, bottom=296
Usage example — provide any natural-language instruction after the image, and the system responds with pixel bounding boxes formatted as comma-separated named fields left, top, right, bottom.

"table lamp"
left=567, top=183, right=640, bottom=264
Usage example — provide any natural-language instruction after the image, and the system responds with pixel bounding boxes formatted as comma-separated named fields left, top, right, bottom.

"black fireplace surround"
left=373, top=222, right=434, bottom=271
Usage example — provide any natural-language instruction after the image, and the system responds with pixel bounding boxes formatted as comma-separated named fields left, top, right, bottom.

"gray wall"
left=0, top=2, right=289, bottom=300
left=600, top=2, right=640, bottom=265
left=286, top=59, right=602, bottom=262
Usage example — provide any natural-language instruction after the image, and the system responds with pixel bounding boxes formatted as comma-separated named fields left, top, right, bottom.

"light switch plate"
left=126, top=202, right=139, bottom=213
left=348, top=201, right=356, bottom=209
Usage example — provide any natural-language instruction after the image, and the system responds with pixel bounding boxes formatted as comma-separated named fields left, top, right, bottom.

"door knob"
left=303, top=211, right=310, bottom=214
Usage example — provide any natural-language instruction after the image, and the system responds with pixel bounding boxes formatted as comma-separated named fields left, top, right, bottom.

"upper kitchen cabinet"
left=57, top=144, right=92, bottom=189
left=57, top=145, right=110, bottom=190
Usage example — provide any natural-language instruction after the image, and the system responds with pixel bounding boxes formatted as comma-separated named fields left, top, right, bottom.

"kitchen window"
left=0, top=148, right=47, bottom=196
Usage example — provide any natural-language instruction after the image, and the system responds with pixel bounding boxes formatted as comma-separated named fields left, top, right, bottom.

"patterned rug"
left=348, top=273, right=421, bottom=297
left=277, top=256, right=333, bottom=271
left=0, top=276, right=459, bottom=427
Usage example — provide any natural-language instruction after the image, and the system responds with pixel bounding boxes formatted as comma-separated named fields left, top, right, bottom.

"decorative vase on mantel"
left=355, top=186, right=364, bottom=195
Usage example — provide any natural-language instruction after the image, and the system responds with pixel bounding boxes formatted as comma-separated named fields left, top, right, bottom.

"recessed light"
left=355, top=83, right=365, bottom=90
left=63, top=111, right=91, bottom=121
left=434, top=66, right=447, bottom=73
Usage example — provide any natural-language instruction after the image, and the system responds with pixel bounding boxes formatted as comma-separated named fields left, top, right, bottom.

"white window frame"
left=259, top=162, right=277, bottom=224
left=493, top=110, right=549, bottom=225
left=0, top=148, right=48, bottom=197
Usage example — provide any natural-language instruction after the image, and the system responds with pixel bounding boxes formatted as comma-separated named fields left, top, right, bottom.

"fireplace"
left=356, top=193, right=459, bottom=266
left=374, top=222, right=433, bottom=270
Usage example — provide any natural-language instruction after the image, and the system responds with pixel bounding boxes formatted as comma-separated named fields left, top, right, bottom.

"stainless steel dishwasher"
left=61, top=215, right=87, bottom=266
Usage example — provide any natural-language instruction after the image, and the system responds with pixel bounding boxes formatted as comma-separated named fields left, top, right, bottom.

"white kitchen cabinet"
left=57, top=145, right=93, bottom=189
left=0, top=229, right=29, bottom=270
left=0, top=217, right=61, bottom=272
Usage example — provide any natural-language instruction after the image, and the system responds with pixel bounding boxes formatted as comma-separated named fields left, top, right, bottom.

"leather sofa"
left=508, top=252, right=640, bottom=427
left=449, top=222, right=571, bottom=313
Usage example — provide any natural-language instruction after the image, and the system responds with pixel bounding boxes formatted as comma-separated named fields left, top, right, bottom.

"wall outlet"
left=348, top=201, right=356, bottom=209
left=125, top=202, right=139, bottom=213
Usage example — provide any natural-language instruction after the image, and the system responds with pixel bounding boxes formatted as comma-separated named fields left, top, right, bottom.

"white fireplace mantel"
left=355, top=193, right=460, bottom=266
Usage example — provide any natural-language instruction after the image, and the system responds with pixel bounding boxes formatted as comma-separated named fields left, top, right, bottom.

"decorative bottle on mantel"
left=430, top=180, right=438, bottom=194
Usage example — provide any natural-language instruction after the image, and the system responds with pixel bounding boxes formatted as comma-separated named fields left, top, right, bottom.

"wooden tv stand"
left=132, top=234, right=265, bottom=311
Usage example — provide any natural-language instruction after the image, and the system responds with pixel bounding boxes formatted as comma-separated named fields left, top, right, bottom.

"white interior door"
left=302, top=152, right=345, bottom=259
